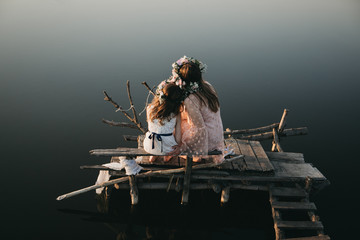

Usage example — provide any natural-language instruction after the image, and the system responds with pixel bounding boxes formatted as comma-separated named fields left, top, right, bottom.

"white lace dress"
left=143, top=115, right=178, bottom=155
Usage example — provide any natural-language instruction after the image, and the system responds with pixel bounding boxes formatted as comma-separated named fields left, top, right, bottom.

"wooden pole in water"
left=181, top=156, right=193, bottom=205
left=221, top=186, right=231, bottom=204
left=129, top=175, right=139, bottom=205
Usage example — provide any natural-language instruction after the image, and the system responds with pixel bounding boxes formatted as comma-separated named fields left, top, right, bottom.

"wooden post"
left=221, top=186, right=230, bottom=204
left=278, top=109, right=289, bottom=133
left=175, top=176, right=181, bottom=192
left=129, top=175, right=139, bottom=205
left=272, top=109, right=288, bottom=152
left=272, top=128, right=283, bottom=152
left=181, top=156, right=193, bottom=205
left=166, top=175, right=174, bottom=192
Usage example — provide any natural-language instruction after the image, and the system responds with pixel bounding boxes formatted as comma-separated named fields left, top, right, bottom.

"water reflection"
left=86, top=188, right=274, bottom=240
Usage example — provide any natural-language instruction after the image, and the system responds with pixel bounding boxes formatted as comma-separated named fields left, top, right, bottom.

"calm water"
left=1, top=0, right=360, bottom=239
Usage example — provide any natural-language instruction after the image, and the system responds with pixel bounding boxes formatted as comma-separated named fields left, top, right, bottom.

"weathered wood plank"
left=224, top=123, right=279, bottom=135
left=249, top=141, right=274, bottom=172
left=276, top=221, right=324, bottom=230
left=266, top=152, right=305, bottom=163
left=236, top=139, right=262, bottom=171
left=90, top=148, right=222, bottom=157
left=112, top=182, right=267, bottom=191
left=222, top=138, right=235, bottom=170
left=236, top=127, right=308, bottom=141
left=270, top=187, right=307, bottom=197
left=272, top=162, right=326, bottom=179
left=224, top=138, right=247, bottom=170
left=283, top=235, right=330, bottom=240
left=272, top=201, right=317, bottom=210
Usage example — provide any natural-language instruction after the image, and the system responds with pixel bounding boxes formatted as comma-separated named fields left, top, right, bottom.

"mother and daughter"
left=143, top=56, right=224, bottom=163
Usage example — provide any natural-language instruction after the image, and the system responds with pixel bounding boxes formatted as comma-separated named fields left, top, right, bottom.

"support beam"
left=181, top=156, right=193, bottom=205
left=129, top=175, right=138, bottom=205
left=272, top=128, right=283, bottom=152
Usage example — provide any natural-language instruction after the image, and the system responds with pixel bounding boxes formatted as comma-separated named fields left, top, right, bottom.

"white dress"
left=143, top=116, right=178, bottom=155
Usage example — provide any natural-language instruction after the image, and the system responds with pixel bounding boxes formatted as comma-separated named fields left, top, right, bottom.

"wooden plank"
left=224, top=138, right=247, bottom=171
left=284, top=235, right=330, bottom=240
left=181, top=156, right=192, bottom=205
left=236, top=139, right=262, bottom=171
left=90, top=148, right=222, bottom=157
left=270, top=187, right=307, bottom=197
left=249, top=141, right=274, bottom=172
left=222, top=139, right=235, bottom=170
left=224, top=123, right=279, bottom=135
left=272, top=201, right=317, bottom=211
left=266, top=152, right=305, bottom=163
left=272, top=162, right=326, bottom=179
left=276, top=221, right=324, bottom=230
left=235, top=127, right=308, bottom=141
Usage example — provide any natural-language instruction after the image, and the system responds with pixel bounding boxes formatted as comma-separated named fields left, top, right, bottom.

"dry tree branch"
left=103, top=81, right=146, bottom=134
left=126, top=80, right=139, bottom=124
left=101, top=119, right=139, bottom=130
left=103, top=91, right=120, bottom=109
left=142, top=81, right=155, bottom=96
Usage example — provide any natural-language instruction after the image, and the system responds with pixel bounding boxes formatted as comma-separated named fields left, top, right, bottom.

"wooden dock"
left=84, top=137, right=329, bottom=240
left=57, top=103, right=330, bottom=240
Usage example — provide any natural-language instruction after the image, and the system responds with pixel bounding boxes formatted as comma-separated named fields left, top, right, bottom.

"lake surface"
left=1, top=0, right=360, bottom=239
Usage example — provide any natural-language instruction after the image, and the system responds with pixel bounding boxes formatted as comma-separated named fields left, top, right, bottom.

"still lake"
left=1, top=0, right=359, bottom=239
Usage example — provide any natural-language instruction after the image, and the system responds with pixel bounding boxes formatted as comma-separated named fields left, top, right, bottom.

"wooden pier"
left=56, top=82, right=331, bottom=240
left=82, top=135, right=330, bottom=240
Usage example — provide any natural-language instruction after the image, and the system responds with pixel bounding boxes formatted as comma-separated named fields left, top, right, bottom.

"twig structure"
left=102, top=80, right=146, bottom=133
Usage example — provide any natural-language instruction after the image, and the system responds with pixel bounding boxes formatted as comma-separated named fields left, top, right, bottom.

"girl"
left=143, top=83, right=184, bottom=162
left=168, top=56, right=225, bottom=163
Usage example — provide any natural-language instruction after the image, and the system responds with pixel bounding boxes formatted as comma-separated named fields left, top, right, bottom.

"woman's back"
left=181, top=93, right=224, bottom=156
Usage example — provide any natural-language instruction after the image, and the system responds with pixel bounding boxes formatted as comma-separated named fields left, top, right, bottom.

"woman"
left=157, top=56, right=224, bottom=163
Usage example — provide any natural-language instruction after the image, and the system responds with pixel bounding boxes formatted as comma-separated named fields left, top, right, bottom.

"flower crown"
left=156, top=56, right=207, bottom=102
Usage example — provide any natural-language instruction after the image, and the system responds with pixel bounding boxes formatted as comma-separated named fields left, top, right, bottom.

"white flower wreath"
left=156, top=56, right=207, bottom=103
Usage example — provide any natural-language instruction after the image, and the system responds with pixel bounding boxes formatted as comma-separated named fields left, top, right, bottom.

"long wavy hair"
left=179, top=63, right=220, bottom=112
left=148, top=83, right=184, bottom=125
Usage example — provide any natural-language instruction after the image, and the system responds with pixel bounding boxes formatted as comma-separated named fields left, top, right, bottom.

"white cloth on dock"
left=95, top=170, right=111, bottom=194
left=95, top=158, right=143, bottom=194
left=103, top=159, right=143, bottom=175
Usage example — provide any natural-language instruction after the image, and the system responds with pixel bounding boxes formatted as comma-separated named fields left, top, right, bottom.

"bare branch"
left=102, top=119, right=140, bottom=130
left=103, top=91, right=120, bottom=109
left=123, top=135, right=138, bottom=141
left=142, top=81, right=155, bottom=96
left=103, top=81, right=147, bottom=134
left=126, top=80, right=139, bottom=124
